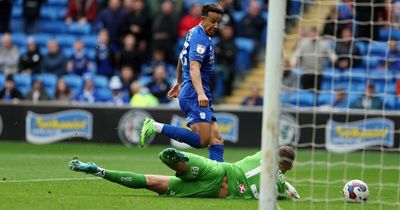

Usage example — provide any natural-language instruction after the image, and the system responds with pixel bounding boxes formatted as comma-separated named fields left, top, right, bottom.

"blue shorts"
left=179, top=98, right=216, bottom=127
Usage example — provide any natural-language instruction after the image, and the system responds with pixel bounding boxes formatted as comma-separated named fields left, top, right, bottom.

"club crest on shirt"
left=239, top=183, right=247, bottom=193
left=196, top=44, right=206, bottom=54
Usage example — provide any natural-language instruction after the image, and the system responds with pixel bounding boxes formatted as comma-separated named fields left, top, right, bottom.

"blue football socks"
left=161, top=124, right=201, bottom=148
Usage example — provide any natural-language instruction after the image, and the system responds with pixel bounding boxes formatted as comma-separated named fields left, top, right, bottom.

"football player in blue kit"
left=140, top=3, right=225, bottom=162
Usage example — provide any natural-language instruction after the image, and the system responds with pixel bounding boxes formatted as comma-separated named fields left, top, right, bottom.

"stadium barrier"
left=0, top=101, right=399, bottom=151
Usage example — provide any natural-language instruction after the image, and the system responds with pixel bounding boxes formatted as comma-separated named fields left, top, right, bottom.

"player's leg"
left=139, top=99, right=213, bottom=148
left=67, top=158, right=169, bottom=194
left=208, top=120, right=224, bottom=162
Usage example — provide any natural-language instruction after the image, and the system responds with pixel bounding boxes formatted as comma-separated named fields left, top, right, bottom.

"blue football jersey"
left=179, top=25, right=215, bottom=100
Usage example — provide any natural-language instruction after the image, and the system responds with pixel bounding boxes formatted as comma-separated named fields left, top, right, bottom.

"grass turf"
left=0, top=141, right=399, bottom=210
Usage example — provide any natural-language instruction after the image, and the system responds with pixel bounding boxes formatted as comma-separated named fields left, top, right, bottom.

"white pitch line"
left=0, top=177, right=101, bottom=183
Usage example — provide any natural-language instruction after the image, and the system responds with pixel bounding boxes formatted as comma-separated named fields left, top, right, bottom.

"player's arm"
left=189, top=60, right=208, bottom=107
left=167, top=59, right=183, bottom=98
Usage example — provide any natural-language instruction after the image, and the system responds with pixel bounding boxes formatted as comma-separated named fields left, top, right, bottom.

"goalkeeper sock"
left=103, top=170, right=147, bottom=189
left=161, top=124, right=201, bottom=148
left=208, top=144, right=224, bottom=162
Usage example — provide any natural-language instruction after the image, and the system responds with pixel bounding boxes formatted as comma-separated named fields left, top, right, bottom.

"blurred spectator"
left=41, top=40, right=68, bottom=76
left=377, top=40, right=400, bottom=71
left=322, top=8, right=346, bottom=38
left=120, top=0, right=151, bottom=49
left=337, top=0, right=354, bottom=21
left=352, top=84, right=383, bottom=109
left=119, top=33, right=143, bottom=75
left=120, top=65, right=135, bottom=95
left=65, top=0, right=98, bottom=24
left=149, top=0, right=183, bottom=18
left=129, top=81, right=159, bottom=107
left=151, top=0, right=178, bottom=63
left=355, top=0, right=385, bottom=40
left=237, top=1, right=266, bottom=43
left=109, top=75, right=129, bottom=105
left=214, top=24, right=236, bottom=97
left=67, top=40, right=91, bottom=75
left=218, top=0, right=236, bottom=27
left=320, top=88, right=348, bottom=109
left=141, top=48, right=173, bottom=76
left=290, top=27, right=336, bottom=90
left=23, top=0, right=45, bottom=34
left=0, top=75, right=24, bottom=101
left=146, top=65, right=170, bottom=104
left=281, top=60, right=298, bottom=92
left=55, top=78, right=73, bottom=101
left=26, top=80, right=49, bottom=101
left=335, top=28, right=362, bottom=70
left=96, top=0, right=125, bottom=49
left=177, top=3, right=202, bottom=37
left=75, top=76, right=99, bottom=103
left=241, top=82, right=263, bottom=106
left=0, top=33, right=20, bottom=75
left=392, top=1, right=400, bottom=28
left=0, top=0, right=12, bottom=33
left=19, top=37, right=42, bottom=75
left=96, top=29, right=116, bottom=77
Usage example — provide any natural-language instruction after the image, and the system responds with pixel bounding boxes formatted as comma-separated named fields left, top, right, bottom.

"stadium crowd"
left=0, top=0, right=284, bottom=106
left=280, top=0, right=400, bottom=110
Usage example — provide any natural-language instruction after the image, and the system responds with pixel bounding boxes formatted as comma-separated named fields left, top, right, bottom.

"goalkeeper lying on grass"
left=68, top=146, right=300, bottom=200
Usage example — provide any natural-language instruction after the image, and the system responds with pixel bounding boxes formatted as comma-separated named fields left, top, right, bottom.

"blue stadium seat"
left=374, top=82, right=396, bottom=94
left=93, top=75, right=109, bottom=89
left=317, top=93, right=334, bottom=106
left=322, top=67, right=342, bottom=83
left=55, top=34, right=76, bottom=48
left=39, top=20, right=66, bottom=34
left=289, top=91, right=315, bottom=107
left=288, top=0, right=302, bottom=16
left=97, top=88, right=113, bottom=102
left=369, top=70, right=393, bottom=85
left=11, top=33, right=27, bottom=48
left=0, top=73, right=5, bottom=90
left=32, top=34, right=53, bottom=48
left=138, top=76, right=153, bottom=86
left=81, top=35, right=98, bottom=49
left=13, top=74, right=32, bottom=96
left=355, top=41, right=367, bottom=55
left=62, top=74, right=83, bottom=96
left=40, top=6, right=59, bottom=20
left=87, top=48, right=96, bottom=61
left=34, top=73, right=58, bottom=98
left=63, top=47, right=73, bottom=57
left=67, top=23, right=91, bottom=35
left=235, top=38, right=255, bottom=72
left=10, top=18, right=24, bottom=33
left=47, top=0, right=69, bottom=6
left=369, top=42, right=388, bottom=56
left=361, top=55, right=380, bottom=69
left=378, top=27, right=400, bottom=41
left=383, top=95, right=397, bottom=110
left=232, top=11, right=246, bottom=22
left=11, top=6, right=22, bottom=18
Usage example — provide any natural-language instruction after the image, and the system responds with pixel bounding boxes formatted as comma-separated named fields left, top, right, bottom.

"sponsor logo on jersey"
left=118, top=110, right=154, bottom=147
left=326, top=118, right=394, bottom=153
left=26, top=110, right=92, bottom=144
left=239, top=183, right=247, bottom=193
left=196, top=44, right=206, bottom=54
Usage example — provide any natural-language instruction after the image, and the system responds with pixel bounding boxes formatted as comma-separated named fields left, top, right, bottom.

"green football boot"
left=139, top=118, right=156, bottom=148
left=67, top=157, right=101, bottom=174
left=159, top=148, right=189, bottom=165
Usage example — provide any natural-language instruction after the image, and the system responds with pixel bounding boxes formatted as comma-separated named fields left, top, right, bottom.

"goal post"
left=259, top=0, right=287, bottom=210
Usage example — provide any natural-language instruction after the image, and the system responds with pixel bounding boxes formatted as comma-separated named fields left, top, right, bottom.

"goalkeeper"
left=68, top=146, right=299, bottom=200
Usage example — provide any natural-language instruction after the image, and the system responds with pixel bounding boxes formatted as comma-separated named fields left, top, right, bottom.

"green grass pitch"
left=0, top=141, right=399, bottom=210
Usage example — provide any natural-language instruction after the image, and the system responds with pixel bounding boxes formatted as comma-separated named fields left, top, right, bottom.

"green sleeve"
left=277, top=170, right=288, bottom=200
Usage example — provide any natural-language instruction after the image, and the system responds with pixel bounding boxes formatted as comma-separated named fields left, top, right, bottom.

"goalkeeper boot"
left=139, top=118, right=156, bottom=148
left=159, top=148, right=189, bottom=165
left=68, top=157, right=102, bottom=175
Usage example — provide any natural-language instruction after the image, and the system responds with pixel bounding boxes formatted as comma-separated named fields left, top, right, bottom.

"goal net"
left=261, top=0, right=400, bottom=209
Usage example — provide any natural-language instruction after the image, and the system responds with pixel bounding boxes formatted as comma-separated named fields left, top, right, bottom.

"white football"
left=342, top=179, right=369, bottom=203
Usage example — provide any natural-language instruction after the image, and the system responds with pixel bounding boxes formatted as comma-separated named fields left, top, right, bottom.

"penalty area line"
left=0, top=177, right=101, bottom=183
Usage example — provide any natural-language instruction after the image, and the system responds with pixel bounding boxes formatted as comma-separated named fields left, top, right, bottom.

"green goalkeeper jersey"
left=223, top=151, right=288, bottom=199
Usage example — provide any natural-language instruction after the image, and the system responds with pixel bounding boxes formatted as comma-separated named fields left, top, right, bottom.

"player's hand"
left=198, top=94, right=209, bottom=107
left=167, top=83, right=181, bottom=98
